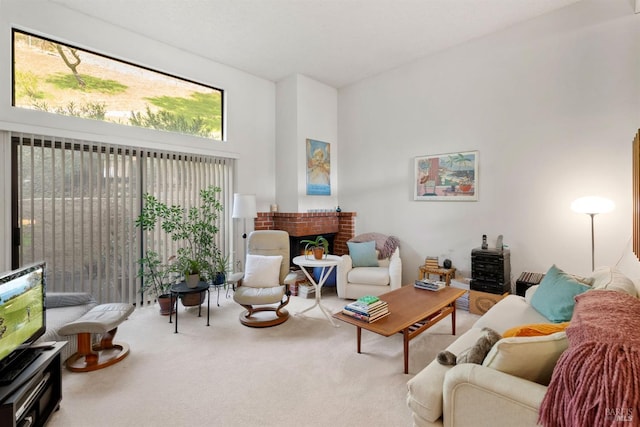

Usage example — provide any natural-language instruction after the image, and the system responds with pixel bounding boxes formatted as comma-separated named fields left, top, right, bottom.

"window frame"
left=11, top=29, right=225, bottom=141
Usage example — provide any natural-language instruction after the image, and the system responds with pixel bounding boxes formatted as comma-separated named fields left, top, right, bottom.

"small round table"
left=292, top=254, right=341, bottom=327
left=169, top=282, right=210, bottom=333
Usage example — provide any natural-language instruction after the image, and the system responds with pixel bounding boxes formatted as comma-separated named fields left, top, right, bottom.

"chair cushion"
left=530, top=264, right=590, bottom=322
left=347, top=241, right=378, bottom=267
left=243, top=254, right=283, bottom=288
left=347, top=267, right=389, bottom=286
left=234, top=285, right=285, bottom=305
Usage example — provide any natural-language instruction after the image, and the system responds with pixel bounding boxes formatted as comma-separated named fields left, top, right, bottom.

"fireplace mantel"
left=255, top=211, right=356, bottom=256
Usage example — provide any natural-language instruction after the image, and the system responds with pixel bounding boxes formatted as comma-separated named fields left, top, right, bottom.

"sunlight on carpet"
left=48, top=287, right=479, bottom=427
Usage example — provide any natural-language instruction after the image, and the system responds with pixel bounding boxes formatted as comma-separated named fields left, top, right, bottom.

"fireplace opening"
left=289, top=233, right=336, bottom=267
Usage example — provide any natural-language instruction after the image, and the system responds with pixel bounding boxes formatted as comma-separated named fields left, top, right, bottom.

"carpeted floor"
left=48, top=287, right=479, bottom=427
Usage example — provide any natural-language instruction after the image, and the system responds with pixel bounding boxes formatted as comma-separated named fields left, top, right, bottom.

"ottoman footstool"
left=58, top=303, right=135, bottom=372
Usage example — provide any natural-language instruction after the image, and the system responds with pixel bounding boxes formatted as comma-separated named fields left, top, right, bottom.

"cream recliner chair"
left=233, top=230, right=291, bottom=327
left=337, top=236, right=402, bottom=300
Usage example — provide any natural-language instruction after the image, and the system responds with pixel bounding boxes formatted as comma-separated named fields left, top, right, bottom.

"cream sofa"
left=406, top=266, right=640, bottom=427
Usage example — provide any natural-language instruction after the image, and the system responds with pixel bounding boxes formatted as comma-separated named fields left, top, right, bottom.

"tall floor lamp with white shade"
left=232, top=194, right=257, bottom=270
left=571, top=196, right=614, bottom=271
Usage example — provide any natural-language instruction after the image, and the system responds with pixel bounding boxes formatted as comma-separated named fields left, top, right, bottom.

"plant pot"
left=459, top=184, right=472, bottom=193
left=157, top=294, right=176, bottom=316
left=186, top=273, right=200, bottom=288
left=181, top=292, right=206, bottom=307
left=312, top=247, right=325, bottom=260
left=214, top=272, right=226, bottom=286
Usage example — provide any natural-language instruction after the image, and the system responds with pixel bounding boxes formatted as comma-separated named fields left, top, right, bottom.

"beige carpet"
left=48, top=288, right=479, bottom=427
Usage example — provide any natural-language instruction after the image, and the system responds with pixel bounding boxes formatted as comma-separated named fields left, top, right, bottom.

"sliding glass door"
left=11, top=133, right=234, bottom=304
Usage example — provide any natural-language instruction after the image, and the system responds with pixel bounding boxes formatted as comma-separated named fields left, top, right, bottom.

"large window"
left=12, top=133, right=234, bottom=305
left=12, top=30, right=224, bottom=140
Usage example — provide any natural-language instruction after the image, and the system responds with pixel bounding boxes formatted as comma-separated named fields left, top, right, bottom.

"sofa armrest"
left=388, top=247, right=402, bottom=291
left=336, top=255, right=353, bottom=297
left=46, top=292, right=96, bottom=309
left=443, top=364, right=547, bottom=427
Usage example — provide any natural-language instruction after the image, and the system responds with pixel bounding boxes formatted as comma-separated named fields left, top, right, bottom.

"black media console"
left=0, top=342, right=66, bottom=427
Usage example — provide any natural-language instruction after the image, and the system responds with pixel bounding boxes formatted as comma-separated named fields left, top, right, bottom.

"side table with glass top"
left=169, top=281, right=210, bottom=333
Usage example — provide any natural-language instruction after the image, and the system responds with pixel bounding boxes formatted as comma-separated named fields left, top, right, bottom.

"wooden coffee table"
left=333, top=285, right=465, bottom=374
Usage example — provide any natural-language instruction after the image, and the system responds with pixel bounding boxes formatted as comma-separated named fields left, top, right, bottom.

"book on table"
left=342, top=295, right=390, bottom=322
left=414, top=280, right=446, bottom=291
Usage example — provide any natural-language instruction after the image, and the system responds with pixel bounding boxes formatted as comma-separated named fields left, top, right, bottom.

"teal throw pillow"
left=347, top=241, right=379, bottom=267
left=530, top=264, right=590, bottom=322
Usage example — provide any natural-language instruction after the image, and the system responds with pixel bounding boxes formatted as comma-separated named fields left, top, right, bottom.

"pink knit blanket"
left=539, top=290, right=640, bottom=426
left=349, top=232, right=399, bottom=259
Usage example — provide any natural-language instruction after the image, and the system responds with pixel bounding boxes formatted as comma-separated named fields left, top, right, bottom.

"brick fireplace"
left=254, top=211, right=356, bottom=260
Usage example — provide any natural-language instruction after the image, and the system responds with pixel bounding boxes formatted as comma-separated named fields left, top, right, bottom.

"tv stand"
left=0, top=342, right=66, bottom=427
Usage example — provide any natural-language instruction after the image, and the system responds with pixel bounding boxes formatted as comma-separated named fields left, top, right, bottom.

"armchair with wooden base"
left=233, top=230, right=291, bottom=327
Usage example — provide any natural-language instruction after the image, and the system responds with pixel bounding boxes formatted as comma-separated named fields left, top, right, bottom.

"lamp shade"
left=232, top=194, right=257, bottom=219
left=571, top=196, right=615, bottom=215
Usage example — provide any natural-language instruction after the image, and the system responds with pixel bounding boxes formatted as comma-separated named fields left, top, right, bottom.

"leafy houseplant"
left=211, top=251, right=230, bottom=286
left=137, top=250, right=176, bottom=315
left=135, top=186, right=225, bottom=306
left=301, top=236, right=329, bottom=260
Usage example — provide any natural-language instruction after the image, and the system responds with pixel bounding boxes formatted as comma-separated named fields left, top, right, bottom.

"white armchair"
left=337, top=245, right=402, bottom=300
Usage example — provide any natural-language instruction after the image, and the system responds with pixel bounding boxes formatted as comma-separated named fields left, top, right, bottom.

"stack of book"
left=414, top=280, right=446, bottom=291
left=341, top=295, right=389, bottom=323
left=424, top=256, right=439, bottom=269
left=450, top=279, right=470, bottom=311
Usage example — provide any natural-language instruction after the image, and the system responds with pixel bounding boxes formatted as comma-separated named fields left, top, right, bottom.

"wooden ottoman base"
left=59, top=303, right=135, bottom=372
left=65, top=328, right=130, bottom=372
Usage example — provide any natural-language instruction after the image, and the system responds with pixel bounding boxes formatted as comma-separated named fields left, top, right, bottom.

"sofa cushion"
left=590, top=266, right=638, bottom=297
left=243, top=254, right=282, bottom=288
left=482, top=331, right=568, bottom=386
left=530, top=265, right=590, bottom=322
left=347, top=267, right=390, bottom=286
left=473, top=294, right=549, bottom=334
left=502, top=322, right=570, bottom=337
left=347, top=241, right=379, bottom=267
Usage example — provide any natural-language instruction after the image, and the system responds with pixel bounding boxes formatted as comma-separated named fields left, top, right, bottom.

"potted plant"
left=135, top=186, right=224, bottom=308
left=301, top=236, right=329, bottom=260
left=183, top=258, right=202, bottom=288
left=211, top=251, right=230, bottom=286
left=137, top=250, right=176, bottom=315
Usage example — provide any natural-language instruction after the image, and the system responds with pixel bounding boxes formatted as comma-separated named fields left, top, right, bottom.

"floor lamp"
left=232, top=193, right=257, bottom=271
left=571, top=196, right=614, bottom=271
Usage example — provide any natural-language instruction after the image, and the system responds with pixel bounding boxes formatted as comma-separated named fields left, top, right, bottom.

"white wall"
left=338, top=0, right=640, bottom=283
left=0, top=1, right=277, bottom=271
left=276, top=74, right=338, bottom=212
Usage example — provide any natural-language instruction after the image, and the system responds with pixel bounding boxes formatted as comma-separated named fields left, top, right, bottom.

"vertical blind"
left=12, top=132, right=234, bottom=305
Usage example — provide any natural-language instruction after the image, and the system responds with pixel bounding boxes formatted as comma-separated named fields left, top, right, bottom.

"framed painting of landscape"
left=414, top=151, right=478, bottom=201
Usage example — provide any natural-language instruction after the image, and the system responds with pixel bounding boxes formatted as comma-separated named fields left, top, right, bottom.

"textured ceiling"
left=50, top=0, right=582, bottom=88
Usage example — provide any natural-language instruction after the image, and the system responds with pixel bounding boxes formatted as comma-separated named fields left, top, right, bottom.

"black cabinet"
left=0, top=342, right=66, bottom=427
left=470, top=248, right=511, bottom=294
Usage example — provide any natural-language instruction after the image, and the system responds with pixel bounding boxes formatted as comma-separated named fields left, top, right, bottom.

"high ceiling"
left=50, top=0, right=582, bottom=88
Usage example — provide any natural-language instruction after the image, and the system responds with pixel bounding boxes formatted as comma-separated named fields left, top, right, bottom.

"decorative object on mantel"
left=571, top=196, right=614, bottom=271
left=306, top=138, right=331, bottom=196
left=414, top=151, right=478, bottom=201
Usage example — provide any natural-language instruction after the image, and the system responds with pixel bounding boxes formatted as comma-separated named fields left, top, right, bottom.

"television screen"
left=0, top=262, right=46, bottom=370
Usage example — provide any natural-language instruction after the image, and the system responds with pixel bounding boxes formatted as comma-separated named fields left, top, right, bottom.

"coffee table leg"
left=451, top=303, right=456, bottom=335
left=403, top=329, right=409, bottom=374
left=357, top=327, right=362, bottom=353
